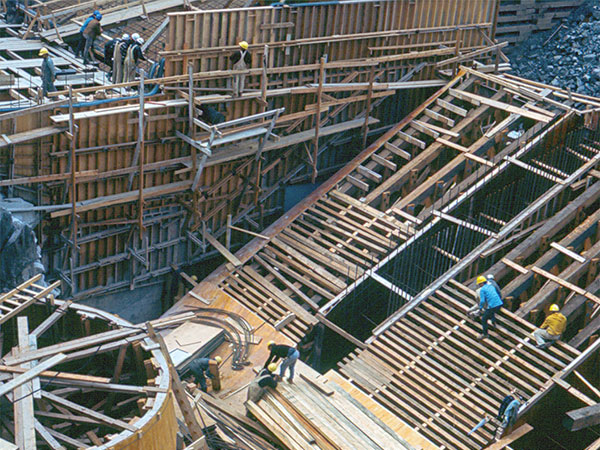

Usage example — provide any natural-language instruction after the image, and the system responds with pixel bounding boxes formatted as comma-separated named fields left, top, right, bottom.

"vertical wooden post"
left=362, top=65, right=376, bottom=148
left=312, top=56, right=327, bottom=184
left=68, top=87, right=77, bottom=295
left=188, top=64, right=199, bottom=229
left=225, top=214, right=232, bottom=250
left=453, top=30, right=462, bottom=77
left=260, top=45, right=269, bottom=113
left=138, top=73, right=145, bottom=233
left=146, top=322, right=205, bottom=440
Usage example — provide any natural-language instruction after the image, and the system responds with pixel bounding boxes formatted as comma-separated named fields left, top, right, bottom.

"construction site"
left=2, top=0, right=600, bottom=449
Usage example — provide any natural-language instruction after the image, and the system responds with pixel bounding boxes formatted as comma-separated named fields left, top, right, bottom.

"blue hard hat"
left=94, top=10, right=102, bottom=19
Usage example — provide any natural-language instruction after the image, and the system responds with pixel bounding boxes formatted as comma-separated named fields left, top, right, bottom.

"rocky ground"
left=0, top=205, right=45, bottom=291
left=506, top=0, right=600, bottom=97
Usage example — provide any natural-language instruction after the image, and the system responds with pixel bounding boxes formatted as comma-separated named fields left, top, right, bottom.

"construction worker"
left=112, top=33, right=129, bottom=84
left=533, top=304, right=566, bottom=349
left=230, top=41, right=250, bottom=97
left=495, top=390, right=523, bottom=440
left=82, top=11, right=102, bottom=64
left=487, top=273, right=502, bottom=300
left=75, top=11, right=97, bottom=57
left=104, top=35, right=122, bottom=80
left=245, top=363, right=278, bottom=417
left=39, top=48, right=57, bottom=97
left=123, top=35, right=146, bottom=83
left=476, top=275, right=503, bottom=340
left=5, top=0, right=23, bottom=24
left=186, top=356, right=222, bottom=393
left=264, top=341, right=299, bottom=383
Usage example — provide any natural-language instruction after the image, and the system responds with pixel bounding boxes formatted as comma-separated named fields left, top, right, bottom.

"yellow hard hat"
left=239, top=41, right=249, bottom=50
left=267, top=363, right=277, bottom=373
left=267, top=340, right=275, bottom=348
left=39, top=48, right=49, bottom=56
left=476, top=275, right=487, bottom=285
left=214, top=356, right=222, bottom=364
left=549, top=304, right=560, bottom=312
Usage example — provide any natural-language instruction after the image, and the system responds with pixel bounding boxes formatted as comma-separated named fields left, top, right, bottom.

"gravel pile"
left=506, top=1, right=600, bottom=97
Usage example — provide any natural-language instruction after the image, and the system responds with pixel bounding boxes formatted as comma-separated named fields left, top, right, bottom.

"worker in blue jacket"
left=75, top=11, right=100, bottom=58
left=476, top=275, right=503, bottom=340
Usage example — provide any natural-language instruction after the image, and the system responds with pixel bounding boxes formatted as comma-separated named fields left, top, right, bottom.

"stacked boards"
left=247, top=367, right=417, bottom=450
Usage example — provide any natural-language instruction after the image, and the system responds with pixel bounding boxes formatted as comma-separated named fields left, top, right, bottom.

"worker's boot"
left=477, top=333, right=488, bottom=340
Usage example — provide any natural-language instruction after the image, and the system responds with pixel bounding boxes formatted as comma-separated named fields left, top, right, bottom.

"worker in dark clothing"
left=476, top=275, right=503, bottom=340
left=495, top=390, right=523, bottom=440
left=82, top=11, right=102, bottom=64
left=185, top=356, right=222, bottom=393
left=198, top=104, right=225, bottom=125
left=5, top=0, right=23, bottom=24
left=104, top=36, right=120, bottom=78
left=39, top=47, right=57, bottom=97
left=245, top=363, right=278, bottom=417
left=264, top=341, right=300, bottom=383
left=75, top=11, right=99, bottom=58
left=229, top=41, right=250, bottom=97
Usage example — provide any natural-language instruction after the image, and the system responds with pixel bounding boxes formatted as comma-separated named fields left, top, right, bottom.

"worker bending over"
left=39, top=48, right=57, bottom=97
left=230, top=41, right=250, bottom=97
left=245, top=363, right=278, bottom=417
left=476, top=275, right=503, bottom=340
left=495, top=390, right=523, bottom=440
left=75, top=11, right=98, bottom=58
left=264, top=341, right=299, bottom=383
left=186, top=356, right=222, bottom=393
left=533, top=304, right=566, bottom=349
left=123, top=34, right=146, bottom=83
left=112, top=33, right=130, bottom=84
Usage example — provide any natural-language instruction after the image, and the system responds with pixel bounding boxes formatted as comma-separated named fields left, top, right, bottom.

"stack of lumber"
left=246, top=366, right=417, bottom=450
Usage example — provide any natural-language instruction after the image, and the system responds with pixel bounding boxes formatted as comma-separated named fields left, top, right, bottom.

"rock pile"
left=507, top=2, right=600, bottom=97
left=0, top=207, right=45, bottom=291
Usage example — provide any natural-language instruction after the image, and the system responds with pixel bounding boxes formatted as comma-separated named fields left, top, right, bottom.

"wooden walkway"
left=248, top=362, right=425, bottom=450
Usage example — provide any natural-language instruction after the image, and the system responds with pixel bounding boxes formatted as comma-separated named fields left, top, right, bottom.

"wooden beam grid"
left=338, top=279, right=579, bottom=450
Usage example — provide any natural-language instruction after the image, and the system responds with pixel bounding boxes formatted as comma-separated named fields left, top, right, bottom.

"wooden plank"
left=246, top=400, right=311, bottom=450
left=501, top=258, right=529, bottom=275
left=347, top=175, right=369, bottom=191
left=554, top=378, right=596, bottom=407
left=357, top=165, right=382, bottom=183
left=484, top=423, right=533, bottom=449
left=14, top=317, right=35, bottom=450
left=531, top=266, right=600, bottom=306
left=397, top=130, right=426, bottom=150
left=203, top=231, right=242, bottom=267
left=413, top=119, right=459, bottom=138
left=424, top=108, right=455, bottom=127
left=34, top=419, right=66, bottom=450
left=384, top=141, right=411, bottom=160
left=371, top=153, right=397, bottom=171
left=410, top=120, right=439, bottom=139
left=565, top=403, right=600, bottom=431
left=450, top=89, right=553, bottom=122
left=550, top=242, right=586, bottom=264
left=0, top=354, right=67, bottom=398
left=436, top=98, right=468, bottom=117
left=41, top=391, right=136, bottom=431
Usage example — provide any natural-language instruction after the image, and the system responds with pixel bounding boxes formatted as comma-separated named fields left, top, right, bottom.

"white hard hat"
left=136, top=37, right=144, bottom=45
left=487, top=274, right=495, bottom=280
left=131, top=33, right=140, bottom=40
left=122, top=33, right=130, bottom=40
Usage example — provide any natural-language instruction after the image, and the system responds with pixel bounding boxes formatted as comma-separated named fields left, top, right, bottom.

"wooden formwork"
left=496, top=0, right=585, bottom=43
left=163, top=0, right=500, bottom=123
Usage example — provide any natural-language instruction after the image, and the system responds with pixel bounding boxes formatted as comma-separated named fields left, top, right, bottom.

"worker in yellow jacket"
left=533, top=304, right=566, bottom=349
